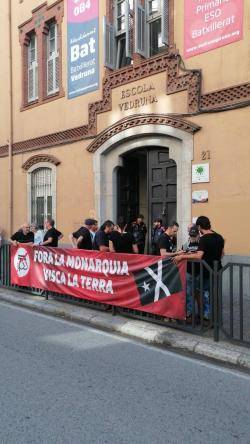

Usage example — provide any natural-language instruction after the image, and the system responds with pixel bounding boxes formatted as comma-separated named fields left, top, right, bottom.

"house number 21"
left=201, top=150, right=211, bottom=160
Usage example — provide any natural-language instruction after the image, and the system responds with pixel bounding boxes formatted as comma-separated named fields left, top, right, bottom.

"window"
left=147, top=1, right=166, bottom=56
left=136, top=0, right=169, bottom=58
left=104, top=0, right=170, bottom=69
left=31, top=168, right=53, bottom=228
left=28, top=33, right=38, bottom=102
left=105, top=0, right=133, bottom=69
left=47, top=22, right=59, bottom=95
left=19, top=1, right=64, bottom=109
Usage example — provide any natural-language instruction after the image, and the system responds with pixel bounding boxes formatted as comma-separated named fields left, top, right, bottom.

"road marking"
left=0, top=300, right=249, bottom=380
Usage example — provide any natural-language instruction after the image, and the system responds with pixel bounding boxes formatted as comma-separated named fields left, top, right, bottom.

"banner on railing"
left=11, top=246, right=186, bottom=319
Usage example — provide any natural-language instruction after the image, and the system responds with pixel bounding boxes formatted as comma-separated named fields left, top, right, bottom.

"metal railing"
left=0, top=244, right=249, bottom=346
left=218, top=262, right=250, bottom=346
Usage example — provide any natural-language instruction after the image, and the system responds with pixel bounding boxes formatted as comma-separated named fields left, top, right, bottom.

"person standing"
left=182, top=225, right=200, bottom=318
left=173, top=216, right=224, bottom=319
left=109, top=220, right=138, bottom=254
left=30, top=223, right=44, bottom=245
left=69, top=219, right=96, bottom=250
left=10, top=223, right=34, bottom=246
left=131, top=215, right=147, bottom=254
left=41, top=218, right=63, bottom=247
left=159, top=221, right=181, bottom=258
left=151, top=218, right=164, bottom=255
left=93, top=220, right=114, bottom=252
left=89, top=220, right=98, bottom=244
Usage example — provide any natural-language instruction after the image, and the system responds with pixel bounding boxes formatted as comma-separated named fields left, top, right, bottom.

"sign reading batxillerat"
left=184, top=0, right=243, bottom=58
left=67, top=0, right=99, bottom=99
left=118, top=83, right=158, bottom=111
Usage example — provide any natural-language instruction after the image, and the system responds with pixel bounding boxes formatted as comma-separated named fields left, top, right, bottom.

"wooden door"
left=148, top=149, right=177, bottom=230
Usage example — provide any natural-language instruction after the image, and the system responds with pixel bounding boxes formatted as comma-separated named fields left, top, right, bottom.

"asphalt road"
left=0, top=302, right=249, bottom=444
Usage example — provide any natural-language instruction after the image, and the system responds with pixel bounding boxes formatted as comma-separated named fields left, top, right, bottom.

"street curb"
left=0, top=288, right=250, bottom=371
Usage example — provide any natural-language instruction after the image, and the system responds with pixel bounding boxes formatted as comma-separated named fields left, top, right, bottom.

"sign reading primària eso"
left=67, top=0, right=99, bottom=99
left=11, top=246, right=187, bottom=320
left=184, top=0, right=243, bottom=58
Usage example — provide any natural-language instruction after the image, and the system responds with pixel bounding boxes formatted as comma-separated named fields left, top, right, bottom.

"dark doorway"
left=117, top=148, right=177, bottom=252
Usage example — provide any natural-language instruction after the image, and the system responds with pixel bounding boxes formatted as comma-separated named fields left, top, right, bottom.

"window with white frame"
left=105, top=0, right=133, bottom=69
left=104, top=0, right=169, bottom=68
left=28, top=33, right=38, bottom=102
left=136, top=0, right=169, bottom=57
left=30, top=168, right=53, bottom=228
left=47, top=21, right=59, bottom=95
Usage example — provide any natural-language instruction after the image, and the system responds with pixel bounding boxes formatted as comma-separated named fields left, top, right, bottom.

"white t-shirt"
left=34, top=230, right=44, bottom=245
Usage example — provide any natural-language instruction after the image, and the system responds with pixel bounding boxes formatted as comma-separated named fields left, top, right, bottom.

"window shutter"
left=135, top=0, right=146, bottom=57
left=28, top=35, right=38, bottom=102
left=103, top=16, right=115, bottom=69
left=125, top=0, right=133, bottom=59
left=47, top=23, right=59, bottom=95
left=161, top=0, right=169, bottom=45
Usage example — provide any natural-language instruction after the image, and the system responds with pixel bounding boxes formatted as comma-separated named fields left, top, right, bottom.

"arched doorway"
left=117, top=147, right=177, bottom=251
left=92, top=119, right=197, bottom=247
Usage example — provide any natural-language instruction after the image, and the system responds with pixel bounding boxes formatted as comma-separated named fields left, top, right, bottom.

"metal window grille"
left=28, top=34, right=38, bottom=102
left=31, top=168, right=53, bottom=228
left=47, top=22, right=59, bottom=95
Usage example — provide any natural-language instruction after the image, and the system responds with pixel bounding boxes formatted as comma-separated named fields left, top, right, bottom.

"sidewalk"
left=0, top=286, right=250, bottom=371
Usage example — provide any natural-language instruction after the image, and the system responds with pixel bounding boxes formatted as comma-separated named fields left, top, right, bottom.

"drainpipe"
left=8, top=0, right=13, bottom=235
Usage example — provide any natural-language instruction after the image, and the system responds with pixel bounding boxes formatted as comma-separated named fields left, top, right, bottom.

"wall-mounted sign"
left=184, top=0, right=243, bottom=58
left=67, top=0, right=99, bottom=99
left=118, top=83, right=158, bottom=111
left=192, top=190, right=208, bottom=203
left=192, top=163, right=210, bottom=183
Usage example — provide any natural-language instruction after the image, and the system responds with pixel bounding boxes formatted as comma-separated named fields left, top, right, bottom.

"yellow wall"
left=191, top=107, right=250, bottom=255
left=9, top=140, right=94, bottom=241
left=175, top=0, right=250, bottom=93
left=0, top=0, right=249, bottom=255
left=0, top=2, right=10, bottom=146
left=1, top=0, right=249, bottom=147
left=0, top=157, right=9, bottom=238
left=7, top=0, right=106, bottom=143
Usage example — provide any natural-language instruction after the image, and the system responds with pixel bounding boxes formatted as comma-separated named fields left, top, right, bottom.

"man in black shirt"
left=159, top=221, right=181, bottom=258
left=93, top=220, right=114, bottom=252
left=182, top=225, right=200, bottom=317
left=109, top=220, right=138, bottom=254
left=131, top=215, right=147, bottom=254
left=10, top=223, right=34, bottom=246
left=41, top=218, right=63, bottom=248
left=69, top=219, right=97, bottom=250
left=151, top=218, right=164, bottom=255
left=173, top=216, right=224, bottom=319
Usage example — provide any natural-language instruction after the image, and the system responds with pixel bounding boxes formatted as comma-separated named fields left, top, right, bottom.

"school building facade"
left=0, top=0, right=249, bottom=257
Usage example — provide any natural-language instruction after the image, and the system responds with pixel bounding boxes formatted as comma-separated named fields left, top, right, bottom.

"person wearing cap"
left=173, top=216, right=224, bottom=320
left=69, top=219, right=97, bottom=250
left=151, top=218, right=164, bottom=255
left=182, top=225, right=200, bottom=318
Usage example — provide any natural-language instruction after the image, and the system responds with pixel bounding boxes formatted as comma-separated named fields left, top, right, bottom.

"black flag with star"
left=133, top=258, right=183, bottom=306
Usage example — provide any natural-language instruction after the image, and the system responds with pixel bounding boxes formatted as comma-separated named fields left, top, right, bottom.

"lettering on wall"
left=118, top=83, right=158, bottom=111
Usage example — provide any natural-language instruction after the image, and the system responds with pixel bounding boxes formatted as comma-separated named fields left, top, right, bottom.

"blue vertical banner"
left=67, top=0, right=99, bottom=99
